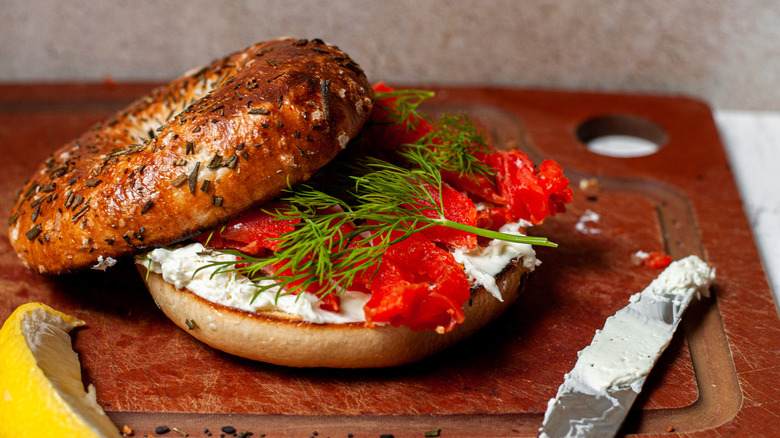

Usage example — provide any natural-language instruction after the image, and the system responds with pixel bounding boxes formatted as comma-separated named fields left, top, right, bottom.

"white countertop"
left=715, top=110, right=780, bottom=311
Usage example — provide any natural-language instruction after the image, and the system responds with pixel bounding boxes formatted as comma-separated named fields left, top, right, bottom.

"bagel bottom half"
left=136, top=261, right=530, bottom=368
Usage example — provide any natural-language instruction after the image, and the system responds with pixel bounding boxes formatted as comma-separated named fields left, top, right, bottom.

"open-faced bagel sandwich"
left=9, top=38, right=572, bottom=368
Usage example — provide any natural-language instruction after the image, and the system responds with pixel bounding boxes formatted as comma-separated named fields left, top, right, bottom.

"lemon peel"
left=0, top=302, right=120, bottom=437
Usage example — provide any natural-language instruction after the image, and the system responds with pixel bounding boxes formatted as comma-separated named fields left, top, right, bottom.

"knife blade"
left=539, top=255, right=715, bottom=438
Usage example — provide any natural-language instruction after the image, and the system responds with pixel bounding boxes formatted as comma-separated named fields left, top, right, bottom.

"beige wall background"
left=1, top=0, right=778, bottom=110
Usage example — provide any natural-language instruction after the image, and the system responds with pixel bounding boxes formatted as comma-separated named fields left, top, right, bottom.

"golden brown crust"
left=137, top=260, right=529, bottom=368
left=8, top=38, right=373, bottom=274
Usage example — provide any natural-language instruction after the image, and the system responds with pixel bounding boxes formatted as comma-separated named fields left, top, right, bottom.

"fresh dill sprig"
left=373, top=90, right=493, bottom=180
left=373, top=89, right=435, bottom=132
left=349, top=158, right=554, bottom=247
left=399, top=112, right=493, bottom=181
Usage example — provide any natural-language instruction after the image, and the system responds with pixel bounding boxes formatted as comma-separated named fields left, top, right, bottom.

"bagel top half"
left=8, top=38, right=374, bottom=274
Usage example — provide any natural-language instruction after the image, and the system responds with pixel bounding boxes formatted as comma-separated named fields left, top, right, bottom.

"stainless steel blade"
left=539, top=381, right=643, bottom=437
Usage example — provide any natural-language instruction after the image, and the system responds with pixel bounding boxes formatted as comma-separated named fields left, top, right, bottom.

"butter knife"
left=539, top=255, right=715, bottom=438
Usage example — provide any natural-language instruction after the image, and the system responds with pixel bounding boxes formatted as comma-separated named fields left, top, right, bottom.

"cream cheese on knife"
left=539, top=255, right=715, bottom=438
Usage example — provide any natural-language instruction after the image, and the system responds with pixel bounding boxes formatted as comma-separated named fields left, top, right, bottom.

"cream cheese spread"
left=141, top=222, right=539, bottom=324
left=452, top=222, right=540, bottom=300
left=539, top=255, right=715, bottom=437
left=142, top=243, right=369, bottom=324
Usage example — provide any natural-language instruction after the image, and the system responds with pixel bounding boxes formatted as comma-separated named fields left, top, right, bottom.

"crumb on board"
left=632, top=250, right=674, bottom=269
left=579, top=177, right=601, bottom=200
left=575, top=209, right=601, bottom=234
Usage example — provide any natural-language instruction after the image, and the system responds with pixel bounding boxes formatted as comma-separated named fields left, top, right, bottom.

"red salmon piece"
left=194, top=203, right=299, bottom=255
left=414, top=182, right=477, bottom=249
left=441, top=168, right=505, bottom=205
left=363, top=233, right=470, bottom=333
left=487, top=151, right=573, bottom=225
left=643, top=251, right=674, bottom=269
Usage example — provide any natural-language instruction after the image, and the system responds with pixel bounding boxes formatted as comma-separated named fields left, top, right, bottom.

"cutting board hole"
left=576, top=114, right=667, bottom=158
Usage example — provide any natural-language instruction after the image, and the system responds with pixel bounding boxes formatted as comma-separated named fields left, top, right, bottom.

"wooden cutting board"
left=1, top=84, right=778, bottom=437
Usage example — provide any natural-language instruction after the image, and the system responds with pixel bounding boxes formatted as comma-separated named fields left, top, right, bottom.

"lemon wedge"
left=0, top=302, right=120, bottom=437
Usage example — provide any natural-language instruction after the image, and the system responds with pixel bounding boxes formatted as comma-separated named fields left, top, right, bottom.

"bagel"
left=137, top=254, right=531, bottom=368
left=8, top=37, right=373, bottom=274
